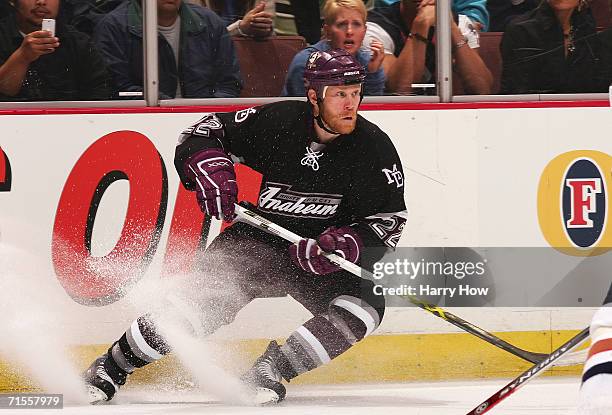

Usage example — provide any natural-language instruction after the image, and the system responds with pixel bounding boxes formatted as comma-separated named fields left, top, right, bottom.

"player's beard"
left=319, top=105, right=358, bottom=135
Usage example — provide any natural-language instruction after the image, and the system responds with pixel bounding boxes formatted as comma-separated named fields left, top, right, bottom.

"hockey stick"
left=466, top=327, right=590, bottom=415
left=406, top=298, right=548, bottom=364
left=233, top=203, right=548, bottom=364
left=552, top=348, right=587, bottom=366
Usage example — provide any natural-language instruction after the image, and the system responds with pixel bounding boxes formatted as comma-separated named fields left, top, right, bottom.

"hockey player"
left=83, top=49, right=407, bottom=404
left=578, top=282, right=612, bottom=414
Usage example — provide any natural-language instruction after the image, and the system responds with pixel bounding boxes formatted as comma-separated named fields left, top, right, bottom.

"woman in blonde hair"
left=500, top=0, right=611, bottom=94
left=282, top=0, right=385, bottom=96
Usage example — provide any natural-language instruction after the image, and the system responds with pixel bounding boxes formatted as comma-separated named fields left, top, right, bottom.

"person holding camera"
left=0, top=0, right=111, bottom=101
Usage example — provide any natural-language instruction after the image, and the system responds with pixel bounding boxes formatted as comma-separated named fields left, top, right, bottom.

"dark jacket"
left=500, top=3, right=611, bottom=94
left=487, top=0, right=538, bottom=32
left=0, top=0, right=13, bottom=19
left=0, top=16, right=111, bottom=101
left=206, top=0, right=254, bottom=25
left=93, top=0, right=242, bottom=99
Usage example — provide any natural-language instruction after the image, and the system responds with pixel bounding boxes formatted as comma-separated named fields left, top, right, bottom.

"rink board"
left=0, top=330, right=588, bottom=392
left=0, top=103, right=610, bottom=390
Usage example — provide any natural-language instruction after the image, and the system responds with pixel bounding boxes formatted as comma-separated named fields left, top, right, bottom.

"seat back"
left=590, top=0, right=612, bottom=30
left=452, top=32, right=503, bottom=95
left=477, top=32, right=503, bottom=95
left=232, top=36, right=307, bottom=97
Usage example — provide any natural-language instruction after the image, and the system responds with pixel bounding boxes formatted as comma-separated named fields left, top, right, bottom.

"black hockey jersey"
left=175, top=100, right=407, bottom=250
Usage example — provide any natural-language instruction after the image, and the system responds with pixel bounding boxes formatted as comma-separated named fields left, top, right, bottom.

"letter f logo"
left=565, top=178, right=602, bottom=228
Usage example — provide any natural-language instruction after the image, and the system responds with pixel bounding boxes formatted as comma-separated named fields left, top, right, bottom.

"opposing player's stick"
left=233, top=204, right=548, bottom=364
left=465, top=327, right=590, bottom=415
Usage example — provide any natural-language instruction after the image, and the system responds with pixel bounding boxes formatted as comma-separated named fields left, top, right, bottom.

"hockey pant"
left=108, top=223, right=385, bottom=380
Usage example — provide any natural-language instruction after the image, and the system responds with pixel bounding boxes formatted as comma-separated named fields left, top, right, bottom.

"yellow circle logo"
left=538, top=150, right=611, bottom=256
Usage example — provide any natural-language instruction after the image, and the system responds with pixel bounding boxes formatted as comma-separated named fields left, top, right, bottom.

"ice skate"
left=242, top=340, right=288, bottom=405
left=83, top=351, right=128, bottom=404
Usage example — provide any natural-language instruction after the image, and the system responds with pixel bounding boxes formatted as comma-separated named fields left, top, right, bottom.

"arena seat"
left=591, top=0, right=611, bottom=30
left=453, top=32, right=503, bottom=95
left=232, top=36, right=307, bottom=97
left=477, top=32, right=503, bottom=95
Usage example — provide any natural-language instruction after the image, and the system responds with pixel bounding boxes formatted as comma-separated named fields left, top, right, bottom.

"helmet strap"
left=312, top=90, right=342, bottom=136
left=315, top=113, right=341, bottom=135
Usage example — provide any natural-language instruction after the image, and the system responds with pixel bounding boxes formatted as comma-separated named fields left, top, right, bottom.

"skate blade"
left=86, top=385, right=109, bottom=405
left=252, top=387, right=281, bottom=405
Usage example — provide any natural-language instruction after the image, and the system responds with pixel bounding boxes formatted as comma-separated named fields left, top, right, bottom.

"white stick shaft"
left=234, top=204, right=371, bottom=279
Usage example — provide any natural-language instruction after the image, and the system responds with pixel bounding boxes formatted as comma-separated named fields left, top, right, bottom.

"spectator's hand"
left=471, top=21, right=483, bottom=32
left=417, top=0, right=435, bottom=7
left=17, top=30, right=59, bottom=63
left=368, top=39, right=385, bottom=73
left=413, top=4, right=436, bottom=32
left=240, top=1, right=274, bottom=38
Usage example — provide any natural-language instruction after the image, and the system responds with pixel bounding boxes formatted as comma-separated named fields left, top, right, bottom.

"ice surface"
left=2, top=377, right=582, bottom=415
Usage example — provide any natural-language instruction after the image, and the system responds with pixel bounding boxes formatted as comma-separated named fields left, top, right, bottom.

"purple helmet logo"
left=303, top=49, right=366, bottom=96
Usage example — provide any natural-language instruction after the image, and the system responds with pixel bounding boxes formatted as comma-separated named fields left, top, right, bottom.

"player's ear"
left=307, top=89, right=319, bottom=109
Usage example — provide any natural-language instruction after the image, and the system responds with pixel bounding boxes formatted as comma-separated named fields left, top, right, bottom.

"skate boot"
left=242, top=340, right=290, bottom=405
left=83, top=349, right=128, bottom=404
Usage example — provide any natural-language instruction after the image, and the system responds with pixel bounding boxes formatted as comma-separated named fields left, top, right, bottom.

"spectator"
left=283, top=0, right=385, bottom=96
left=374, top=0, right=490, bottom=31
left=93, top=0, right=241, bottom=99
left=500, top=0, right=610, bottom=94
left=198, top=0, right=274, bottom=38
left=0, top=0, right=111, bottom=101
left=487, top=0, right=538, bottom=32
left=289, top=0, right=321, bottom=44
left=275, top=0, right=372, bottom=43
left=364, top=0, right=493, bottom=94
left=63, top=0, right=126, bottom=36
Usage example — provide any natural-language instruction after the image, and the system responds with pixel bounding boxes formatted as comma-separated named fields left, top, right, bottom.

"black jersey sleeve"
left=348, top=122, right=408, bottom=254
left=174, top=104, right=278, bottom=191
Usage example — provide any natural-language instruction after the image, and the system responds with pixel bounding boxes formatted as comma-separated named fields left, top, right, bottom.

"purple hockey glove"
left=289, top=226, right=363, bottom=275
left=184, top=148, right=237, bottom=221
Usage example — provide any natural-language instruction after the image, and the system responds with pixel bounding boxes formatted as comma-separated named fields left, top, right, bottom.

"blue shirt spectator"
left=93, top=0, right=241, bottom=99
left=283, top=0, right=385, bottom=96
left=283, top=39, right=385, bottom=96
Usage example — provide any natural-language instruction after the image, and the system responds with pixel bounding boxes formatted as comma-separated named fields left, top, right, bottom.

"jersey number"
left=367, top=216, right=405, bottom=248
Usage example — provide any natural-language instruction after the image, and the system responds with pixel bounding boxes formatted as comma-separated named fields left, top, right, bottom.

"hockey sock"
left=110, top=314, right=171, bottom=373
left=279, top=295, right=381, bottom=378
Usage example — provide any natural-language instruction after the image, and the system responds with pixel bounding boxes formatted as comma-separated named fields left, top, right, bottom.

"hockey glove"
left=184, top=148, right=237, bottom=221
left=290, top=226, right=363, bottom=275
